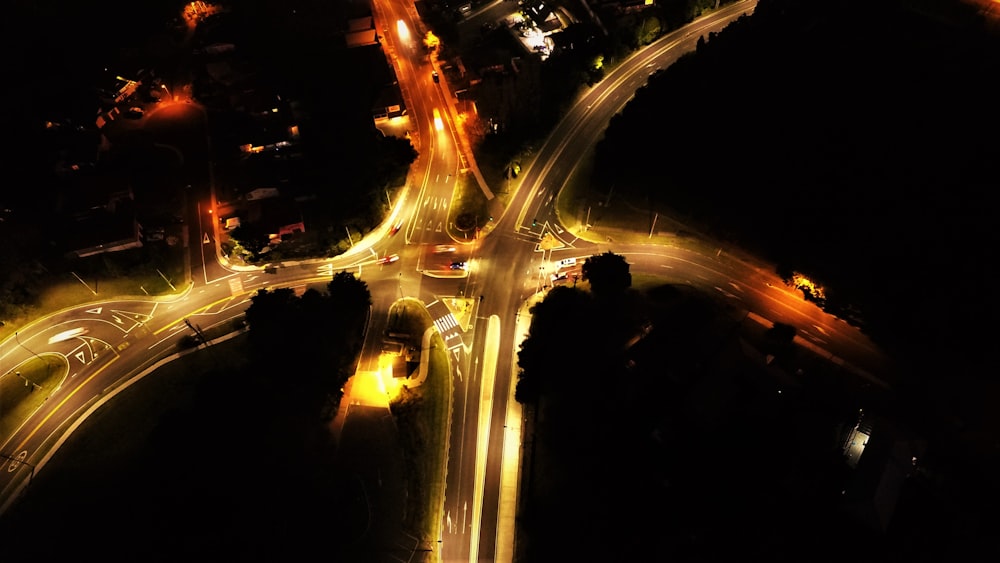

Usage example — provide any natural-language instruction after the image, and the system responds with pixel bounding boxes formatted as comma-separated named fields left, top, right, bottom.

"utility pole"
left=183, top=319, right=212, bottom=350
left=157, top=269, right=176, bottom=291
left=15, top=371, right=41, bottom=391
left=14, top=332, right=45, bottom=366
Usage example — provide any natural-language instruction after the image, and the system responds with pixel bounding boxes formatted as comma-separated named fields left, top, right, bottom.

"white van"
left=555, top=257, right=576, bottom=270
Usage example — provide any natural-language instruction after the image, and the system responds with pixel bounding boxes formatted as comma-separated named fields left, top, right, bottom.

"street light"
left=14, top=332, right=45, bottom=365
left=15, top=371, right=41, bottom=391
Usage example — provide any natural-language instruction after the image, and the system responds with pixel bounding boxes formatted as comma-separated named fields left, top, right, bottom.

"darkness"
left=594, top=0, right=1000, bottom=382
left=4, top=0, right=1000, bottom=560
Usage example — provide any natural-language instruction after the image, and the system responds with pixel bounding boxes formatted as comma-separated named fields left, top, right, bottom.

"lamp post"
left=14, top=332, right=44, bottom=365
left=16, top=371, right=41, bottom=391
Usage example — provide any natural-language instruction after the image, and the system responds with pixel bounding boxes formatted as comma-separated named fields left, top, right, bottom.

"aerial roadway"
left=0, top=1, right=893, bottom=562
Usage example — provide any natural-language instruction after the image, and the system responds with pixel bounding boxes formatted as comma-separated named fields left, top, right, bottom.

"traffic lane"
left=475, top=320, right=514, bottom=562
left=0, top=346, right=122, bottom=499
left=332, top=403, right=410, bottom=560
left=442, top=346, right=478, bottom=561
left=621, top=247, right=895, bottom=380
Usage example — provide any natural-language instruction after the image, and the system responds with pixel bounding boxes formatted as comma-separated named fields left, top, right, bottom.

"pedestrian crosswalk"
left=427, top=299, right=467, bottom=351
left=433, top=313, right=459, bottom=334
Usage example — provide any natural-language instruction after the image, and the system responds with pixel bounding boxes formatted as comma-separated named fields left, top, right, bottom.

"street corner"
left=538, top=231, right=565, bottom=251
left=444, top=296, right=476, bottom=328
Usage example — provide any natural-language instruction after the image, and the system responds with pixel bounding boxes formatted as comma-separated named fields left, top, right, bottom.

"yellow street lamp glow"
left=790, top=272, right=826, bottom=301
left=378, top=353, right=404, bottom=401
left=424, top=31, right=440, bottom=51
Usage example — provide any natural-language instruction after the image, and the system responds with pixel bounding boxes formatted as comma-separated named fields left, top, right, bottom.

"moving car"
left=389, top=220, right=403, bottom=236
left=47, top=327, right=89, bottom=344
left=434, top=244, right=456, bottom=254
left=377, top=254, right=400, bottom=265
left=450, top=261, right=467, bottom=270
left=125, top=107, right=144, bottom=119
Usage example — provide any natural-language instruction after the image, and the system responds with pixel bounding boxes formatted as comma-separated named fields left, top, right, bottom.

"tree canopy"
left=245, top=271, right=371, bottom=417
left=581, top=251, right=632, bottom=296
left=590, top=0, right=1000, bottom=380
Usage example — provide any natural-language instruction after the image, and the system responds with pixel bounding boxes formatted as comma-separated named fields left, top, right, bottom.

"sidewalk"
left=431, top=52, right=494, bottom=202
left=495, top=292, right=542, bottom=562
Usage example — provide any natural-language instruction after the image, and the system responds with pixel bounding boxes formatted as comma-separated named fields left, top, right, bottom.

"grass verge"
left=0, top=355, right=68, bottom=444
left=447, top=171, right=491, bottom=243
left=387, top=299, right=452, bottom=560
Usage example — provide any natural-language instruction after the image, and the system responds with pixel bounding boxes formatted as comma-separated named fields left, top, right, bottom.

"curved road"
left=1, top=2, right=895, bottom=562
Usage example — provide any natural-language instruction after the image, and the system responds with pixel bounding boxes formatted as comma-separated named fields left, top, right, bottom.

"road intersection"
left=0, top=3, right=897, bottom=561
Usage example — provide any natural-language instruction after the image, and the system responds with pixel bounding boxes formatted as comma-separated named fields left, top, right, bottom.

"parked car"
left=125, top=107, right=144, bottom=119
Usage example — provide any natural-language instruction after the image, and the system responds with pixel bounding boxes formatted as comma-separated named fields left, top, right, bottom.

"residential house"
left=840, top=412, right=927, bottom=533
left=470, top=56, right=541, bottom=134
left=57, top=171, right=142, bottom=259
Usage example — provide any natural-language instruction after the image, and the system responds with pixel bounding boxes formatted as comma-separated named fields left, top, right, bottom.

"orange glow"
left=183, top=1, right=220, bottom=25
left=424, top=31, right=440, bottom=51
left=383, top=354, right=405, bottom=398
left=790, top=272, right=825, bottom=302
left=433, top=108, right=444, bottom=131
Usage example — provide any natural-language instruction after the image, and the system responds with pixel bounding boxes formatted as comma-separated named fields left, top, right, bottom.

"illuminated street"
left=3, top=1, right=1000, bottom=561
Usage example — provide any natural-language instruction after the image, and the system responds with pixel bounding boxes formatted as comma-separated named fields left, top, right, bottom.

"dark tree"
left=581, top=251, right=632, bottom=296
left=515, top=286, right=593, bottom=405
left=245, top=286, right=299, bottom=359
left=244, top=276, right=372, bottom=417
left=373, top=135, right=418, bottom=188
left=765, top=321, right=797, bottom=358
left=327, top=271, right=373, bottom=312
left=228, top=223, right=272, bottom=260
left=325, top=271, right=373, bottom=375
